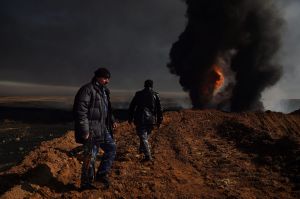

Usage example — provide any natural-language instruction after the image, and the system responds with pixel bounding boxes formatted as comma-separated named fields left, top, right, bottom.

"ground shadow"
left=217, top=120, right=300, bottom=190
left=0, top=164, right=79, bottom=195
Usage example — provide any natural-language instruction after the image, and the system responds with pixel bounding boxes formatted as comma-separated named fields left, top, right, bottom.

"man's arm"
left=110, top=110, right=118, bottom=129
left=155, top=93, right=163, bottom=127
left=74, top=86, right=92, bottom=139
left=128, top=93, right=138, bottom=124
left=105, top=87, right=117, bottom=129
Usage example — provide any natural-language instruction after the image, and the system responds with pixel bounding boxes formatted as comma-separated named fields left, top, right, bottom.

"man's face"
left=97, top=77, right=110, bottom=85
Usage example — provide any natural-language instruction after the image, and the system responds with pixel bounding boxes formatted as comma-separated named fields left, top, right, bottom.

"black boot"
left=95, top=173, right=110, bottom=189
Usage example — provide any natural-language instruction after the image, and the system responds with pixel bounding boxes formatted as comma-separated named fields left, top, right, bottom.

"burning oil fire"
left=213, top=65, right=225, bottom=92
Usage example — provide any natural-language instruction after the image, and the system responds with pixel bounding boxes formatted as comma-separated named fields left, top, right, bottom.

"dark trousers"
left=136, top=125, right=153, bottom=158
left=81, top=132, right=116, bottom=185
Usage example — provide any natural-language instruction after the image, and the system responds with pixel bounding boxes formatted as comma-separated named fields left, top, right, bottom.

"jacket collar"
left=92, top=78, right=109, bottom=95
left=144, top=87, right=153, bottom=91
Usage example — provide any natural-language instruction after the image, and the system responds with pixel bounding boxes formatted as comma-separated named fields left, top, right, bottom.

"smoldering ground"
left=168, top=0, right=284, bottom=111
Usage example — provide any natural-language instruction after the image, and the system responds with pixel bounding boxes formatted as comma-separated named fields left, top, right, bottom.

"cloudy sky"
left=0, top=0, right=186, bottom=93
left=0, top=0, right=299, bottom=109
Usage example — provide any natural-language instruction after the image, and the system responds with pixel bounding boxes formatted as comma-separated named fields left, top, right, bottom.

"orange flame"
left=213, top=65, right=224, bottom=91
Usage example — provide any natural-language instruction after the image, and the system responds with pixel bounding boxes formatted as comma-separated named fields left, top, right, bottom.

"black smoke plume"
left=168, top=0, right=283, bottom=111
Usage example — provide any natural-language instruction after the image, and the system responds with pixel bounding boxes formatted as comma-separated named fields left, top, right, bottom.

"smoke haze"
left=0, top=0, right=299, bottom=112
left=168, top=0, right=283, bottom=111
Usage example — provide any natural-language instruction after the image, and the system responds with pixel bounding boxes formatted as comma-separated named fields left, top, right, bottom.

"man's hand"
left=113, top=122, right=118, bottom=129
left=83, top=132, right=90, bottom=140
left=157, top=123, right=161, bottom=129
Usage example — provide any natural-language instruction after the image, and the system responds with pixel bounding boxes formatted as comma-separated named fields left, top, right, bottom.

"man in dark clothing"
left=73, top=68, right=117, bottom=190
left=128, top=80, right=163, bottom=161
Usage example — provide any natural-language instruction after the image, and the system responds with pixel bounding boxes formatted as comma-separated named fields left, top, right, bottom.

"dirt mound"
left=1, top=110, right=300, bottom=198
left=291, top=109, right=300, bottom=115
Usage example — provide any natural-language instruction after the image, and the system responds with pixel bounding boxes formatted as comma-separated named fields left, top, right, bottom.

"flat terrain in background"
left=0, top=94, right=189, bottom=173
left=0, top=93, right=190, bottom=110
left=0, top=109, right=300, bottom=198
left=0, top=120, right=72, bottom=172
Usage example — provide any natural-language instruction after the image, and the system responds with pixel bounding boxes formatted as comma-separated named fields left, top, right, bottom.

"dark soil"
left=0, top=109, right=300, bottom=198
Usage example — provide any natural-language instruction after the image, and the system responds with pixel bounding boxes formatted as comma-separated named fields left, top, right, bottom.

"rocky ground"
left=0, top=109, right=300, bottom=198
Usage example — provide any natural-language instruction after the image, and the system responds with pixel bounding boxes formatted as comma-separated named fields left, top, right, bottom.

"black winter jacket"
left=128, top=87, right=163, bottom=126
left=73, top=79, right=115, bottom=144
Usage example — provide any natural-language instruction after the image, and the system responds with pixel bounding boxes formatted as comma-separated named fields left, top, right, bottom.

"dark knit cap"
left=144, top=79, right=153, bottom=88
left=94, top=68, right=111, bottom=78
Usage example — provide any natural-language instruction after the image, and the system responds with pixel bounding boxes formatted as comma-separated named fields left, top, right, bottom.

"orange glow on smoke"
left=213, top=65, right=224, bottom=91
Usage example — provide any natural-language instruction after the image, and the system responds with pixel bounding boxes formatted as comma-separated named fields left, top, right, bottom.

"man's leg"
left=139, top=137, right=145, bottom=154
left=81, top=142, right=98, bottom=188
left=137, top=126, right=152, bottom=160
left=96, top=132, right=116, bottom=188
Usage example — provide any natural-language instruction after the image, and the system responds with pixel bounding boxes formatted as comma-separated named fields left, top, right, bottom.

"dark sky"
left=0, top=0, right=299, bottom=110
left=0, top=0, right=186, bottom=91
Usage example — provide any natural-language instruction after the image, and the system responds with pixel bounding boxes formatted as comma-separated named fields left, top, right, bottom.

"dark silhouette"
left=73, top=67, right=117, bottom=190
left=168, top=0, right=283, bottom=111
left=128, top=80, right=163, bottom=161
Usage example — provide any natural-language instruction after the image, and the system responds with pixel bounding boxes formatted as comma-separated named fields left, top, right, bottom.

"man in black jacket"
left=73, top=68, right=116, bottom=190
left=128, top=80, right=163, bottom=161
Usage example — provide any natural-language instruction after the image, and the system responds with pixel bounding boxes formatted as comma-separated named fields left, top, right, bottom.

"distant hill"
left=1, top=110, right=299, bottom=198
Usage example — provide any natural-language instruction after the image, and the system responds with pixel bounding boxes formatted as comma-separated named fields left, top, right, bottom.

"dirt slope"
left=1, top=110, right=300, bottom=198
